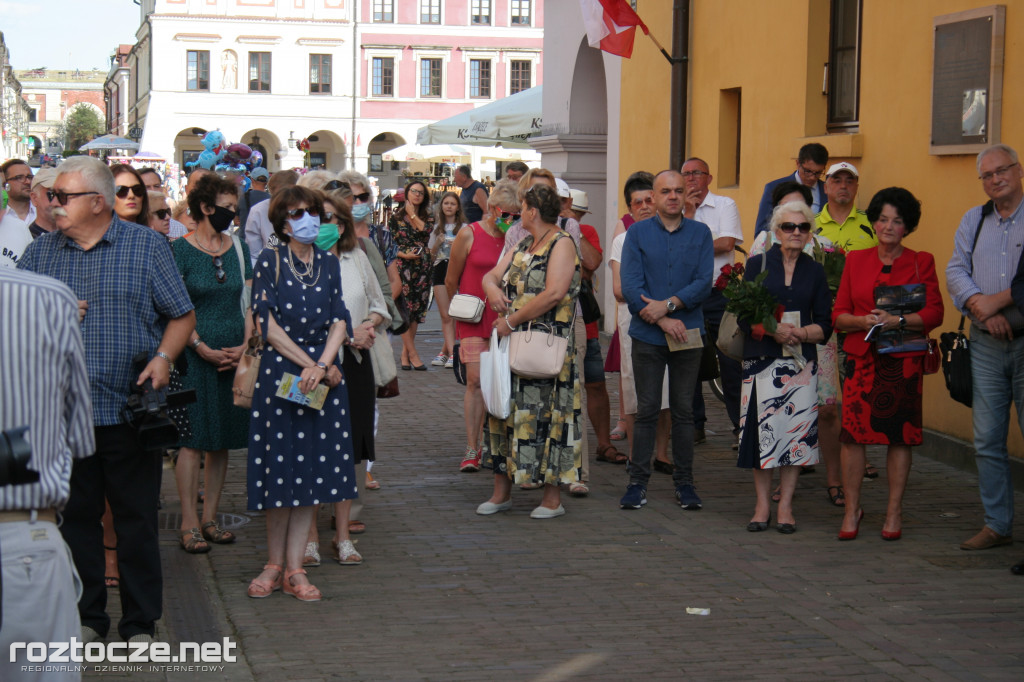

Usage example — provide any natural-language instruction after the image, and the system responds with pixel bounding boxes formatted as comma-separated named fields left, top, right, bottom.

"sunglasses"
left=46, top=190, right=99, bottom=205
left=778, top=222, right=812, bottom=234
left=152, top=208, right=171, bottom=220
left=353, top=192, right=371, bottom=203
left=287, top=207, right=319, bottom=218
left=323, top=211, right=336, bottom=222
left=115, top=184, right=146, bottom=199
left=499, top=211, right=520, bottom=222
left=324, top=180, right=350, bottom=192
left=212, top=255, right=226, bottom=284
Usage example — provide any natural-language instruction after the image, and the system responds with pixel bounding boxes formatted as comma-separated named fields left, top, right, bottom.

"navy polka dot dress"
left=247, top=246, right=358, bottom=510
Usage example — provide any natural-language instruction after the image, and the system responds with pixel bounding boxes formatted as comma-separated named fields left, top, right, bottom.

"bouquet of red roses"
left=715, top=262, right=783, bottom=339
left=715, top=261, right=806, bottom=368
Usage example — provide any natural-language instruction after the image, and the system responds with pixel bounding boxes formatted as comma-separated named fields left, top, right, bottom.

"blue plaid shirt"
left=18, top=215, right=194, bottom=425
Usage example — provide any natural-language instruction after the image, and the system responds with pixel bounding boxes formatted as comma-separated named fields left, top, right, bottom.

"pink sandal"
left=247, top=564, right=283, bottom=599
left=283, top=568, right=321, bottom=602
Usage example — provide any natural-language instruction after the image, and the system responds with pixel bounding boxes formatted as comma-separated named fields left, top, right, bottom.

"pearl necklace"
left=286, top=247, right=322, bottom=287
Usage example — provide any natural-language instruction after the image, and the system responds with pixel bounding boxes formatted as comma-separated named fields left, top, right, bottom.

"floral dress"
left=483, top=232, right=583, bottom=485
left=389, top=211, right=435, bottom=323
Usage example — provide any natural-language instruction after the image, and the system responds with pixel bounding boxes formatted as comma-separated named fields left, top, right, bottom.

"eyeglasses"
left=499, top=211, right=520, bottom=222
left=980, top=162, right=1020, bottom=183
left=5, top=173, right=32, bottom=184
left=286, top=207, right=319, bottom=218
left=212, top=256, right=226, bottom=284
left=353, top=192, right=371, bottom=203
left=323, top=180, right=350, bottom=192
left=46, top=190, right=99, bottom=205
left=630, top=196, right=654, bottom=207
left=152, top=208, right=171, bottom=220
left=798, top=165, right=824, bottom=179
left=778, top=222, right=812, bottom=234
left=681, top=170, right=709, bottom=178
left=407, top=188, right=425, bottom=196
left=115, top=184, right=146, bottom=199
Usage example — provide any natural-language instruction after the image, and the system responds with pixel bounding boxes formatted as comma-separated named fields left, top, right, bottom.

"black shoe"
left=777, top=523, right=797, bottom=534
left=746, top=512, right=770, bottom=532
left=693, top=429, right=707, bottom=445
left=1012, top=559, right=1024, bottom=575
left=652, top=459, right=674, bottom=475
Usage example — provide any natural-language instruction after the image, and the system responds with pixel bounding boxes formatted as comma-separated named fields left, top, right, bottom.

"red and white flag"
left=580, top=0, right=649, bottom=58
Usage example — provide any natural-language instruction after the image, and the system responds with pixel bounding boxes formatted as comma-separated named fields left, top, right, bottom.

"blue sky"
left=1, top=0, right=142, bottom=71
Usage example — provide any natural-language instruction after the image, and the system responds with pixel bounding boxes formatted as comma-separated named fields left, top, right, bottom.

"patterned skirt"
left=840, top=349, right=923, bottom=445
left=737, top=356, right=820, bottom=469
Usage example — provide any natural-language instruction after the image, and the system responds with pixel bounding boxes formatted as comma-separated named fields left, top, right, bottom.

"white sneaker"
left=445, top=356, right=454, bottom=368
left=530, top=504, right=566, bottom=519
left=431, top=354, right=447, bottom=366
left=476, top=499, right=513, bottom=515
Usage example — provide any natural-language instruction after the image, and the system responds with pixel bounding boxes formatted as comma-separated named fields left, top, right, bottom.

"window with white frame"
left=510, top=60, right=531, bottom=94
left=421, top=0, right=441, bottom=24
left=420, top=58, right=443, bottom=97
left=511, top=0, right=531, bottom=25
left=471, top=0, right=491, bottom=25
left=372, top=57, right=395, bottom=96
left=373, top=0, right=394, bottom=23
left=470, top=59, right=491, bottom=98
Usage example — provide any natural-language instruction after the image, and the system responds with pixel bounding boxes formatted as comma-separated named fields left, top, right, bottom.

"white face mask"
left=288, top=213, right=321, bottom=244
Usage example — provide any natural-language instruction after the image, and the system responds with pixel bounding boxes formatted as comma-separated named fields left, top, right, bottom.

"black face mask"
left=209, top=205, right=236, bottom=232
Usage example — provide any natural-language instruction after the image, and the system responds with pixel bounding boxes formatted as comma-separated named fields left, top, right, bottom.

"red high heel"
left=881, top=528, right=902, bottom=541
left=838, top=508, right=864, bottom=541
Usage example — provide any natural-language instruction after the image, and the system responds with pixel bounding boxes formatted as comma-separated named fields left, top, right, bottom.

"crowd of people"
left=1, top=141, right=1024, bottom=676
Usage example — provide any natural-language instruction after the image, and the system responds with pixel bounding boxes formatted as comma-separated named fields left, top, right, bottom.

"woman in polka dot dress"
left=245, top=186, right=356, bottom=602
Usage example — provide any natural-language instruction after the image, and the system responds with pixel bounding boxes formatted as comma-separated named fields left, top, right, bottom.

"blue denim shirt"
left=18, top=215, right=194, bottom=425
left=620, top=213, right=714, bottom=346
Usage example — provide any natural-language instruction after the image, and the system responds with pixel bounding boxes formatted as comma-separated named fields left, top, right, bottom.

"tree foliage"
left=63, top=105, right=104, bottom=150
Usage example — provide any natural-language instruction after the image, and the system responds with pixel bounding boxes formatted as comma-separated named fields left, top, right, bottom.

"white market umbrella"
left=416, top=85, right=542, bottom=149
left=78, top=134, right=140, bottom=152
left=382, top=143, right=471, bottom=162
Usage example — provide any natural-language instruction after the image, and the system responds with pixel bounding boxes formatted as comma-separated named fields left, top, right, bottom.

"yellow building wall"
left=619, top=0, right=1024, bottom=451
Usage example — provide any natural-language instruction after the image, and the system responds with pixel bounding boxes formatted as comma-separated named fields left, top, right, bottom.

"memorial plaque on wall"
left=931, top=6, right=1005, bottom=155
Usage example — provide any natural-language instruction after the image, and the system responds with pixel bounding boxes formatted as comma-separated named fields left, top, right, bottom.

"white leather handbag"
left=448, top=294, right=486, bottom=323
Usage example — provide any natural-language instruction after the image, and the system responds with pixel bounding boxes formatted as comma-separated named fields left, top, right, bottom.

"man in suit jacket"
left=754, top=143, right=828, bottom=235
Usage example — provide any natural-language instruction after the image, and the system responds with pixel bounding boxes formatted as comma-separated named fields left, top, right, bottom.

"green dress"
left=171, top=237, right=252, bottom=451
left=484, top=231, right=583, bottom=485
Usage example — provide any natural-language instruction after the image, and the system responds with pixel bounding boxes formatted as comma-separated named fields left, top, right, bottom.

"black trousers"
left=61, top=424, right=163, bottom=640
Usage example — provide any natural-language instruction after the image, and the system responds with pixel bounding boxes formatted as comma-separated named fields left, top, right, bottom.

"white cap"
left=825, top=161, right=859, bottom=178
left=569, top=189, right=589, bottom=213
left=554, top=177, right=571, bottom=198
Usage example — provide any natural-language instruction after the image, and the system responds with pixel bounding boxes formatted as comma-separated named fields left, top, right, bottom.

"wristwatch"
left=316, top=361, right=328, bottom=371
left=898, top=315, right=907, bottom=329
left=666, top=300, right=678, bottom=313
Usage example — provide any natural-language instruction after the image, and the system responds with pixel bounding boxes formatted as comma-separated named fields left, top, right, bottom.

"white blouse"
left=336, top=247, right=391, bottom=362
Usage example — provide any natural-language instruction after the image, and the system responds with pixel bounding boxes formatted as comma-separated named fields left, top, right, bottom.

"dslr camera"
left=123, top=353, right=196, bottom=450
left=0, top=426, right=39, bottom=487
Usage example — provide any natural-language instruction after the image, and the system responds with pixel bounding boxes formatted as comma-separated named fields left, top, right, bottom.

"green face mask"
left=315, top=223, right=340, bottom=251
left=495, top=217, right=513, bottom=233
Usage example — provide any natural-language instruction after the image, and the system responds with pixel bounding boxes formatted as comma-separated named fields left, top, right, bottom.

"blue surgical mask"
left=351, top=203, right=372, bottom=221
left=289, top=213, right=321, bottom=244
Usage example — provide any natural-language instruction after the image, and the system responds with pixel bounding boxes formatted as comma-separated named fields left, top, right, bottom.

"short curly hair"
left=269, top=186, right=324, bottom=245
left=866, top=187, right=921, bottom=234
left=186, top=173, right=239, bottom=225
left=523, top=184, right=561, bottom=224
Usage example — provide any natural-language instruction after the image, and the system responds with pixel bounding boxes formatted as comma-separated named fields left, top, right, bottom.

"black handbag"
left=579, top=278, right=602, bottom=324
left=938, top=200, right=992, bottom=407
left=451, top=342, right=467, bottom=385
left=391, top=293, right=412, bottom=335
left=940, top=322, right=972, bottom=407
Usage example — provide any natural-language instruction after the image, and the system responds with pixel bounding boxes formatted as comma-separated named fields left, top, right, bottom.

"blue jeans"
left=628, top=338, right=702, bottom=486
left=970, top=328, right=1024, bottom=536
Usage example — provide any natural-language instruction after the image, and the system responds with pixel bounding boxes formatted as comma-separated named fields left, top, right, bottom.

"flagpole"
left=645, top=30, right=684, bottom=66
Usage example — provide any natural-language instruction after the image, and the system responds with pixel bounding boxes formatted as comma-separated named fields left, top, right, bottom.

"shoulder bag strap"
left=961, top=200, right=994, bottom=332
left=231, top=235, right=246, bottom=282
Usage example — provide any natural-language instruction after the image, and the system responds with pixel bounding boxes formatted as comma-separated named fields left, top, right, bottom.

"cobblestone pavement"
left=86, top=315, right=1024, bottom=681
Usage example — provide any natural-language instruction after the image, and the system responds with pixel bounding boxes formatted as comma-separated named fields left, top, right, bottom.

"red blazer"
left=832, top=247, right=944, bottom=357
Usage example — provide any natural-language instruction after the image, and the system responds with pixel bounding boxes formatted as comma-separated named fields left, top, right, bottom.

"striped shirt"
left=946, top=198, right=1024, bottom=313
left=17, top=215, right=194, bottom=425
left=0, top=268, right=94, bottom=510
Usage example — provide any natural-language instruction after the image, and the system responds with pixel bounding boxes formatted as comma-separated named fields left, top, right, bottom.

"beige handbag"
left=232, top=248, right=277, bottom=409
left=448, top=294, right=485, bottom=323
left=716, top=311, right=744, bottom=362
left=508, top=321, right=570, bottom=379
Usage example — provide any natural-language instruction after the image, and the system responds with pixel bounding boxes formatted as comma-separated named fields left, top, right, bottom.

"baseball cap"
left=251, top=167, right=269, bottom=181
left=569, top=189, right=589, bottom=213
left=554, top=177, right=571, bottom=198
left=31, top=167, right=57, bottom=190
left=825, top=162, right=859, bottom=178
